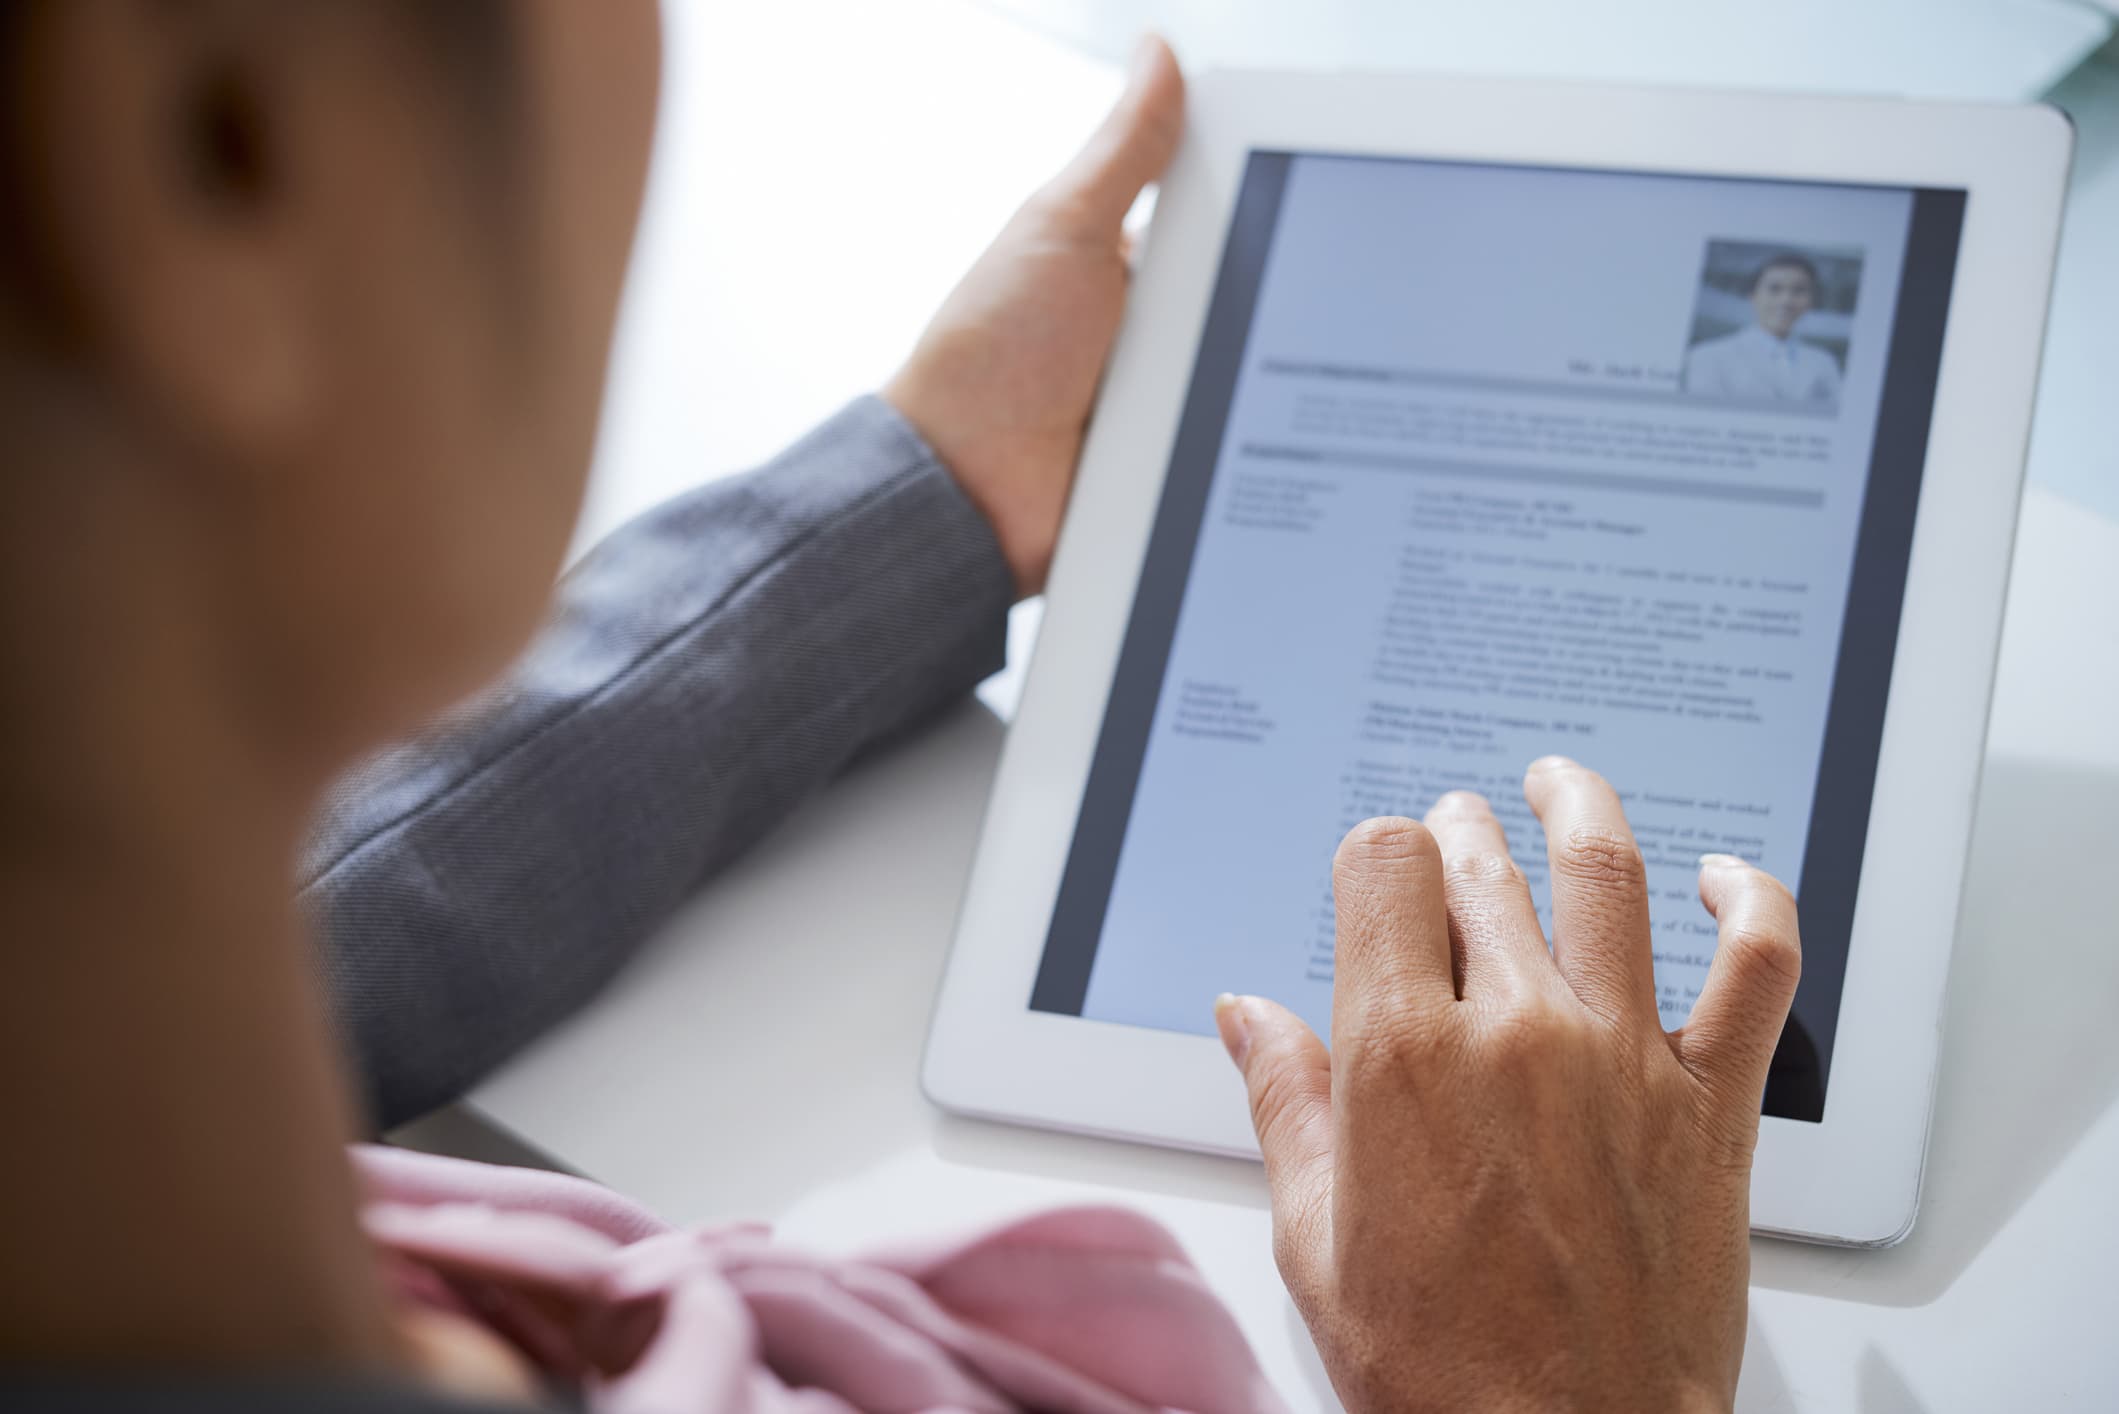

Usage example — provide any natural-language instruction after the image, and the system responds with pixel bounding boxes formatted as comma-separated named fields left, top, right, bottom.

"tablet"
left=923, top=73, right=2071, bottom=1247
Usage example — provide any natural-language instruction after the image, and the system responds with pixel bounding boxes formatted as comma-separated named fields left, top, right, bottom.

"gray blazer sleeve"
left=301, top=396, right=1014, bottom=1129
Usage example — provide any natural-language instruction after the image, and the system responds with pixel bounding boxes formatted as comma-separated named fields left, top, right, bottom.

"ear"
left=16, top=2, right=321, bottom=468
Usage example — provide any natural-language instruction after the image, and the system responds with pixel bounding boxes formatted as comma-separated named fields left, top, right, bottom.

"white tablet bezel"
left=922, top=72, right=2071, bottom=1247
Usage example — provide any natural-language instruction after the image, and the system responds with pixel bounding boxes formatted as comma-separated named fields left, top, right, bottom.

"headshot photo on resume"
left=1681, top=240, right=1864, bottom=409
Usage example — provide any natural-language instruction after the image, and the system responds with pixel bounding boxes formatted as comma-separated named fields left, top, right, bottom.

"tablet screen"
left=1030, top=151, right=1965, bottom=1122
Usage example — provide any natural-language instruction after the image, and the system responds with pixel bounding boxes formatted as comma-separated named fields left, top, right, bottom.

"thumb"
left=1044, top=34, right=1185, bottom=233
left=1215, top=994, right=1334, bottom=1282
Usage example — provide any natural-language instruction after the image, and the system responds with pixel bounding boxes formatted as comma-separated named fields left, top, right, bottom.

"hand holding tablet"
left=1219, top=760, right=1799, bottom=1413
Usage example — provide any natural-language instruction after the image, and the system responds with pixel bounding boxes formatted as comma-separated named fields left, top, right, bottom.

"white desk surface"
left=978, top=0, right=2111, bottom=105
left=461, top=5, right=2119, bottom=1409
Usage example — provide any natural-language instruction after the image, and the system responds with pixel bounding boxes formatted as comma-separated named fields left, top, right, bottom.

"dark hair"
left=1747, top=252, right=1820, bottom=294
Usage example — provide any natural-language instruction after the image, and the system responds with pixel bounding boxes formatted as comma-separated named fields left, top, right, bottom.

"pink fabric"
left=352, top=1145, right=1286, bottom=1414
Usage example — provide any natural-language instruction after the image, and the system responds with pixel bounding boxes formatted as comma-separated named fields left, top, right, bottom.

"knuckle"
left=1335, top=817, right=1439, bottom=873
left=1341, top=999, right=1433, bottom=1087
left=1443, top=849, right=1524, bottom=894
left=1482, top=994, right=1576, bottom=1063
left=1555, top=824, right=1646, bottom=890
left=1724, top=920, right=1802, bottom=993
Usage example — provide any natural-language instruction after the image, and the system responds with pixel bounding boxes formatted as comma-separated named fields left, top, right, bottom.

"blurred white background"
left=980, top=0, right=2107, bottom=97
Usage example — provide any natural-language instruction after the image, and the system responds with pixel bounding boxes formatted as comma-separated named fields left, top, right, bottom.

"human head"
left=1748, top=252, right=1818, bottom=340
left=0, top=0, right=660, bottom=776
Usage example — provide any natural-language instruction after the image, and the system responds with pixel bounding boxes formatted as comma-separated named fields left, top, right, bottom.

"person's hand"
left=1215, top=757, right=1802, bottom=1413
left=884, top=37, right=1183, bottom=596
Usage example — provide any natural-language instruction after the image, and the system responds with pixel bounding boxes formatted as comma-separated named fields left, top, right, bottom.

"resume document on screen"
left=1075, top=155, right=1917, bottom=1042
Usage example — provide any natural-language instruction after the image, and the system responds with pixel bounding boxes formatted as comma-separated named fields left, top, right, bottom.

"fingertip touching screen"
left=1031, top=151, right=1965, bottom=1122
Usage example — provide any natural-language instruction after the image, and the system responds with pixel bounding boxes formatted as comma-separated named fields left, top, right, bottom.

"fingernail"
left=1213, top=993, right=1251, bottom=1066
left=1699, top=853, right=1747, bottom=871
left=1129, top=34, right=1157, bottom=75
left=1529, top=755, right=1577, bottom=773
